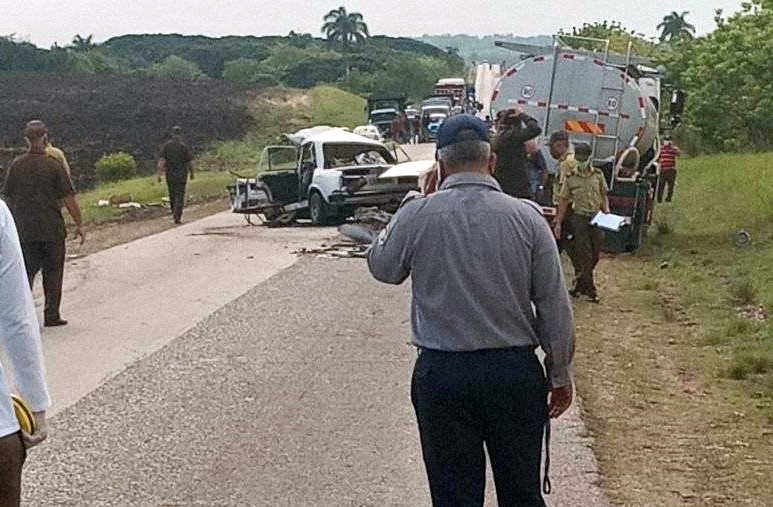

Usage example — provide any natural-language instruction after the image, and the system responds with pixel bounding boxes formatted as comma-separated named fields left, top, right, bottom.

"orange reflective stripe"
left=564, top=120, right=605, bottom=134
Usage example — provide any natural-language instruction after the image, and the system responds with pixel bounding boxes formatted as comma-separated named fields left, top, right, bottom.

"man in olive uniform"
left=157, top=126, right=194, bottom=224
left=553, top=143, right=609, bottom=302
left=2, top=120, right=85, bottom=326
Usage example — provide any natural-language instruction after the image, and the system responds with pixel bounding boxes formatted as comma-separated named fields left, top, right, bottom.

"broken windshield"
left=323, top=143, right=395, bottom=169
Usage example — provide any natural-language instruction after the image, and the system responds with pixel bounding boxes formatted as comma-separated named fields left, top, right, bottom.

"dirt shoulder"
left=67, top=198, right=230, bottom=257
left=574, top=254, right=772, bottom=506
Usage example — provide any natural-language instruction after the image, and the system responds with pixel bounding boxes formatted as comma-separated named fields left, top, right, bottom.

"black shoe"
left=569, top=288, right=580, bottom=298
left=174, top=219, right=182, bottom=224
left=586, top=295, right=600, bottom=304
left=44, top=318, right=68, bottom=327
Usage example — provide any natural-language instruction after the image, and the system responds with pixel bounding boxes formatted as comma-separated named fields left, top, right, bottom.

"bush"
left=148, top=55, right=204, bottom=80
left=95, top=152, right=137, bottom=182
left=223, top=58, right=265, bottom=88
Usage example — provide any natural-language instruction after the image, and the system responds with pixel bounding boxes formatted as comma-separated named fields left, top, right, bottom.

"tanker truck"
left=490, top=35, right=671, bottom=252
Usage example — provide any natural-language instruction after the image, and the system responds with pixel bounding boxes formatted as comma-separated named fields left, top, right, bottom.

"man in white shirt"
left=0, top=199, right=51, bottom=504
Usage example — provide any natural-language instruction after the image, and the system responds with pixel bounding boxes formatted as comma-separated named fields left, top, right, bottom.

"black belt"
left=415, top=344, right=536, bottom=356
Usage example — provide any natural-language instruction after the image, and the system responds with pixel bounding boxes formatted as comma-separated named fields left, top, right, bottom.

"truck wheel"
left=309, top=192, right=330, bottom=226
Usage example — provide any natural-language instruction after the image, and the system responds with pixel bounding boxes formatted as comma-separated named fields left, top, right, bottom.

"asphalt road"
left=25, top=259, right=606, bottom=505
left=35, top=212, right=332, bottom=415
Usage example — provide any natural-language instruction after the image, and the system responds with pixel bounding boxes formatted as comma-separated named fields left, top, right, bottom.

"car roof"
left=304, top=128, right=385, bottom=146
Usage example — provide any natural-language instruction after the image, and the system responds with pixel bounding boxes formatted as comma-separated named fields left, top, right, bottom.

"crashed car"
left=229, top=127, right=418, bottom=226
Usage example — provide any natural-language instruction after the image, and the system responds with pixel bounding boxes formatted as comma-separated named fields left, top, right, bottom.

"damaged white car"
left=229, top=127, right=418, bottom=226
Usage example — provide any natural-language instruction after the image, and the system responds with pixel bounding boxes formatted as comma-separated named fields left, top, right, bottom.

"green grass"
left=310, top=85, right=367, bottom=128
left=76, top=171, right=233, bottom=224
left=197, top=85, right=366, bottom=176
left=637, top=152, right=773, bottom=415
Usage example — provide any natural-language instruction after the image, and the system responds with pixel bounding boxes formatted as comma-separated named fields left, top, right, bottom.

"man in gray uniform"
left=368, top=114, right=574, bottom=506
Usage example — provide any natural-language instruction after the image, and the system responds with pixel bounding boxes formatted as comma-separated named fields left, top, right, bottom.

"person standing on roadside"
left=0, top=198, right=51, bottom=505
left=158, top=126, right=195, bottom=225
left=526, top=140, right=548, bottom=203
left=368, top=114, right=574, bottom=506
left=554, top=143, right=610, bottom=303
left=1, top=120, right=85, bottom=327
left=657, top=136, right=681, bottom=203
left=492, top=107, right=542, bottom=199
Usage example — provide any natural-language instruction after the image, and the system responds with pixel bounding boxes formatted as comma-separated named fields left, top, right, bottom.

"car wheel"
left=309, top=192, right=329, bottom=226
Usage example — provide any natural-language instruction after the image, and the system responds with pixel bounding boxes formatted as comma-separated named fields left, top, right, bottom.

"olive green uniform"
left=559, top=165, right=608, bottom=297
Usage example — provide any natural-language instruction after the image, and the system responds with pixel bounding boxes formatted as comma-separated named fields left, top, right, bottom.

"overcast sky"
left=5, top=0, right=741, bottom=48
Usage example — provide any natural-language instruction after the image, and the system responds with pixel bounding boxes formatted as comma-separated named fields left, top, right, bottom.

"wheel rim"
left=310, top=194, right=321, bottom=223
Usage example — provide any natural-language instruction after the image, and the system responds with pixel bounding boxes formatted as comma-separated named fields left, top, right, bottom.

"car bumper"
left=327, top=189, right=414, bottom=206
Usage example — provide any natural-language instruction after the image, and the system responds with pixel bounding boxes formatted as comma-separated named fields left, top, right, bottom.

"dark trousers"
left=566, top=214, right=603, bottom=297
left=657, top=170, right=676, bottom=202
left=0, top=432, right=25, bottom=506
left=166, top=178, right=188, bottom=222
left=21, top=240, right=66, bottom=321
left=411, top=347, right=548, bottom=507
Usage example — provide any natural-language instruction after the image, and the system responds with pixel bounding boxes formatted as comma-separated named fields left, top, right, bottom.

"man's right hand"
left=74, top=225, right=86, bottom=245
left=553, top=222, right=562, bottom=240
left=548, top=384, right=573, bottom=418
left=21, top=411, right=49, bottom=449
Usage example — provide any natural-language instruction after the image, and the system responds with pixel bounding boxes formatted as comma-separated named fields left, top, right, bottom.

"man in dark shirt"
left=492, top=107, right=542, bottom=198
left=157, top=126, right=195, bottom=224
left=2, top=120, right=85, bottom=327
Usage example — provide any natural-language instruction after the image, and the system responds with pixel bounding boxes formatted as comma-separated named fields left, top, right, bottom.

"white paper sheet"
left=591, top=212, right=631, bottom=232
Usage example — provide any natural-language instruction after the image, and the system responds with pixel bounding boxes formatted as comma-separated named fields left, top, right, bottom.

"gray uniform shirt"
left=368, top=172, right=574, bottom=387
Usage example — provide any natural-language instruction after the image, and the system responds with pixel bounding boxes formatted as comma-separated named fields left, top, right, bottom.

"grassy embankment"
left=77, top=86, right=366, bottom=225
left=641, top=152, right=772, bottom=414
left=572, top=151, right=772, bottom=504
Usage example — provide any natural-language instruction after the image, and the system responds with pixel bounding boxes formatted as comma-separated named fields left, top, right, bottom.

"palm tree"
left=70, top=34, right=95, bottom=52
left=321, top=6, right=369, bottom=48
left=657, top=11, right=696, bottom=42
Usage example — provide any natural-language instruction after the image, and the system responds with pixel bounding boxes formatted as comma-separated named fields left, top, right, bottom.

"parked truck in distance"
left=366, top=97, right=407, bottom=138
left=433, top=78, right=467, bottom=107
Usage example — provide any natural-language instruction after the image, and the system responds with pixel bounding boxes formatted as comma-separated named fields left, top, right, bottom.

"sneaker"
left=44, top=318, right=68, bottom=327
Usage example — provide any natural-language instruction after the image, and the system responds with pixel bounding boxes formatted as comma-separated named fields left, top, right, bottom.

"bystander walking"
left=657, top=137, right=681, bottom=202
left=554, top=143, right=610, bottom=303
left=158, top=126, right=195, bottom=224
left=1, top=120, right=85, bottom=327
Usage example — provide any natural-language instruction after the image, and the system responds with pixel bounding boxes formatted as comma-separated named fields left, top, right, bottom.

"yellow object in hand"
left=11, top=395, right=36, bottom=434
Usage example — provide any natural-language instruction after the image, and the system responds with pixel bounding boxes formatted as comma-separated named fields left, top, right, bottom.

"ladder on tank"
left=591, top=41, right=634, bottom=191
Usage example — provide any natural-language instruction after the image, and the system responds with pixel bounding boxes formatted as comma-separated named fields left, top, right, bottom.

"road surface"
left=22, top=155, right=607, bottom=505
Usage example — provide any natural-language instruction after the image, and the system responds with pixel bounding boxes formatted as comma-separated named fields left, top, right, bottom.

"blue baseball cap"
left=435, top=114, right=490, bottom=149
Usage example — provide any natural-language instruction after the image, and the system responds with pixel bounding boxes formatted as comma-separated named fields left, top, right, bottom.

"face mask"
left=576, top=159, right=591, bottom=173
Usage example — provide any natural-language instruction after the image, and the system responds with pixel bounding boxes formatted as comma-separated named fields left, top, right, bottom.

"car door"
left=258, top=146, right=299, bottom=204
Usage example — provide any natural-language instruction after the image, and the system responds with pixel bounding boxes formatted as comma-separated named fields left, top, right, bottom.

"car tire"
left=309, top=192, right=330, bottom=226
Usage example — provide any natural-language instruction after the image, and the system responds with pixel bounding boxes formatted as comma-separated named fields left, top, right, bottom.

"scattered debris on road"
left=292, top=242, right=368, bottom=259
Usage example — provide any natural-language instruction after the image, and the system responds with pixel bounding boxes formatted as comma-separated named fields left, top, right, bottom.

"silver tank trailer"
left=491, top=50, right=658, bottom=164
